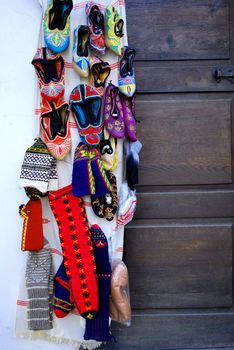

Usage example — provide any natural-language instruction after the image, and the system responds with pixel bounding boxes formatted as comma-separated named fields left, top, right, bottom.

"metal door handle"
left=215, top=66, right=234, bottom=83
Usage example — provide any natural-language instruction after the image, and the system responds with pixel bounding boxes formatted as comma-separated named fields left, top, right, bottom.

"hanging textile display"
left=15, top=0, right=141, bottom=348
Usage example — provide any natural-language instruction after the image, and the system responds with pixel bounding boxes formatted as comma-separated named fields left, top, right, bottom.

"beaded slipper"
left=120, top=94, right=137, bottom=141
left=118, top=46, right=136, bottom=97
left=105, top=5, right=124, bottom=56
left=86, top=2, right=105, bottom=54
left=73, top=25, right=90, bottom=78
left=41, top=98, right=71, bottom=160
left=43, top=0, right=73, bottom=53
left=70, top=84, right=103, bottom=146
left=103, top=83, right=125, bottom=139
left=32, top=47, right=65, bottom=102
left=90, top=56, right=111, bottom=96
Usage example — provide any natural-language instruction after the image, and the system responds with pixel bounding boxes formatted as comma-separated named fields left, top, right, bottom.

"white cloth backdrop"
left=14, top=0, right=128, bottom=349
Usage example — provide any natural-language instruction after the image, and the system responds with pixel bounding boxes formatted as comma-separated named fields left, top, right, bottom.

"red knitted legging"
left=48, top=184, right=99, bottom=319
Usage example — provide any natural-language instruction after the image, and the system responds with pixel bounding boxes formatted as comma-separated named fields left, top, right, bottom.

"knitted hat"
left=84, top=224, right=113, bottom=342
left=19, top=138, right=58, bottom=194
left=25, top=242, right=54, bottom=330
left=19, top=198, right=44, bottom=252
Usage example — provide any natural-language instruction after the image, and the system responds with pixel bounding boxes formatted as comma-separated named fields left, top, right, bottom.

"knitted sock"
left=25, top=245, right=53, bottom=330
left=19, top=138, right=58, bottom=194
left=19, top=198, right=44, bottom=251
left=90, top=148, right=112, bottom=198
left=54, top=260, right=75, bottom=318
left=84, top=225, right=112, bottom=342
left=44, top=239, right=54, bottom=326
left=72, top=142, right=95, bottom=197
left=48, top=184, right=99, bottom=319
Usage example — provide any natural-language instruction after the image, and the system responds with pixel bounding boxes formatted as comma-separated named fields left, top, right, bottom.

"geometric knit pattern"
left=25, top=246, right=54, bottom=330
left=48, top=184, right=99, bottom=320
left=19, top=138, right=58, bottom=194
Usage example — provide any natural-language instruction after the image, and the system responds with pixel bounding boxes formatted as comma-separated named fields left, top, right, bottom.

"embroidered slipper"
left=103, top=83, right=125, bottom=139
left=103, top=172, right=118, bottom=221
left=70, top=84, right=103, bottom=146
left=86, top=2, right=105, bottom=55
left=32, top=47, right=65, bottom=102
left=117, top=181, right=137, bottom=227
left=118, top=46, right=136, bottom=97
left=73, top=25, right=90, bottom=78
left=91, top=195, right=105, bottom=218
left=100, top=128, right=119, bottom=172
left=90, top=56, right=111, bottom=96
left=43, top=0, right=73, bottom=53
left=41, top=98, right=71, bottom=160
left=105, top=6, right=124, bottom=56
left=120, top=94, right=137, bottom=141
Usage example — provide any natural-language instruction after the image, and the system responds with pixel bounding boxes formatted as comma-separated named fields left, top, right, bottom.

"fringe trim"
left=15, top=331, right=103, bottom=350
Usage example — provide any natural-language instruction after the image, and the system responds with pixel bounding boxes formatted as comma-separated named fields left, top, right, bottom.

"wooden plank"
left=134, top=61, right=234, bottom=93
left=124, top=224, right=232, bottom=309
left=100, top=312, right=234, bottom=350
left=126, top=0, right=229, bottom=60
left=136, top=98, right=232, bottom=185
left=135, top=189, right=234, bottom=219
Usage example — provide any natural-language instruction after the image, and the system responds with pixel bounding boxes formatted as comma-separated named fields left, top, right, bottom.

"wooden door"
left=102, top=1, right=234, bottom=349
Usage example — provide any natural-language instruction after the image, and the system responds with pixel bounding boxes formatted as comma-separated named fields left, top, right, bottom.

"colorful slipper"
left=90, top=56, right=111, bottom=96
left=118, top=46, right=136, bottom=97
left=103, top=83, right=125, bottom=139
left=32, top=47, right=65, bottom=102
left=41, top=98, right=71, bottom=160
left=73, top=25, right=90, bottom=78
left=86, top=2, right=105, bottom=55
left=91, top=195, right=105, bottom=218
left=103, top=172, right=118, bottom=221
left=70, top=84, right=103, bottom=146
left=43, top=0, right=73, bottom=53
left=120, top=94, right=137, bottom=141
left=105, top=5, right=124, bottom=56
left=100, top=129, right=118, bottom=172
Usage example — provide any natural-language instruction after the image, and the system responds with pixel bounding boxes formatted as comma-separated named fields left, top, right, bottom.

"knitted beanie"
left=84, top=224, right=113, bottom=342
left=19, top=138, right=58, bottom=194
left=25, top=242, right=54, bottom=330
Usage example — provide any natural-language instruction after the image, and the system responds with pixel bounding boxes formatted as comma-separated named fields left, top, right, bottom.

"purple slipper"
left=120, top=94, right=137, bottom=141
left=103, top=83, right=125, bottom=139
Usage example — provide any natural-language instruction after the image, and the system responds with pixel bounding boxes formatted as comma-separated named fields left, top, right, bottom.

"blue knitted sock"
left=84, top=224, right=113, bottom=341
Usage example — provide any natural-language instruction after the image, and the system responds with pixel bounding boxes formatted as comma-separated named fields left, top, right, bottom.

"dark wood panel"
left=124, top=224, right=232, bottom=309
left=135, top=62, right=234, bottom=93
left=126, top=0, right=229, bottom=60
left=136, top=98, right=232, bottom=185
left=135, top=189, right=234, bottom=219
left=101, top=312, right=234, bottom=350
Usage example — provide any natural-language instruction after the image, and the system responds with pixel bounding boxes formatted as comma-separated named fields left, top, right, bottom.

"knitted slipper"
left=73, top=25, right=90, bottom=78
left=70, top=84, right=103, bottom=146
left=32, top=47, right=65, bottom=102
left=105, top=6, right=124, bottom=56
left=120, top=94, right=137, bottom=141
left=41, top=98, right=71, bottom=160
left=43, top=0, right=73, bottom=53
left=91, top=195, right=105, bottom=218
left=100, top=128, right=118, bottom=172
left=118, top=46, right=136, bottom=97
left=90, top=56, right=111, bottom=96
left=103, top=83, right=125, bottom=139
left=86, top=2, right=105, bottom=55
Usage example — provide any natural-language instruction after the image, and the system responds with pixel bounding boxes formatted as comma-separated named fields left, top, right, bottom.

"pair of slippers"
left=91, top=172, right=118, bottom=221
left=104, top=82, right=137, bottom=141
left=32, top=47, right=72, bottom=160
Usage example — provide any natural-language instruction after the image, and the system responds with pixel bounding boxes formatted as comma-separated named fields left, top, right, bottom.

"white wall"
left=0, top=1, right=73, bottom=349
